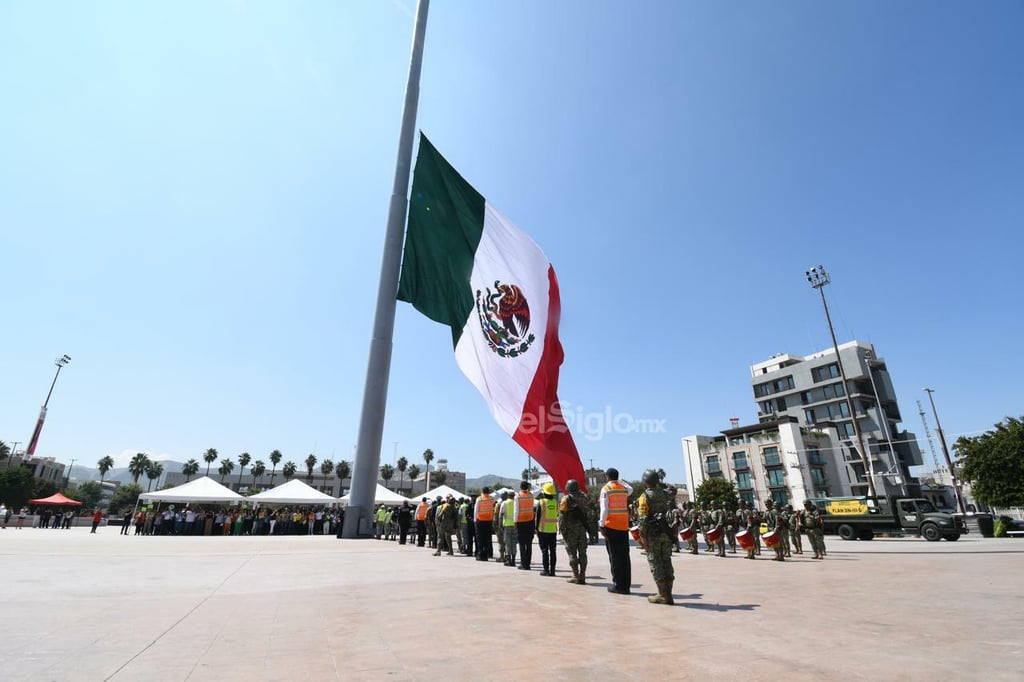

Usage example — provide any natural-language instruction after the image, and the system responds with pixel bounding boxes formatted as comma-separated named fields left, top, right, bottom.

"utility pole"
left=26, top=354, right=71, bottom=457
left=64, top=458, right=77, bottom=491
left=5, top=441, right=20, bottom=469
left=916, top=400, right=942, bottom=473
left=805, top=266, right=877, bottom=499
left=923, top=388, right=966, bottom=514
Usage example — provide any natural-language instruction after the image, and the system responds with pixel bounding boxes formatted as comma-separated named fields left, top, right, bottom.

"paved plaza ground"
left=0, top=526, right=1021, bottom=681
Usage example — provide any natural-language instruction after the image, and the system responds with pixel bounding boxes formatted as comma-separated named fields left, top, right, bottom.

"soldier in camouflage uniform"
left=725, top=502, right=738, bottom=553
left=426, top=498, right=439, bottom=549
left=711, top=501, right=727, bottom=557
left=779, top=504, right=793, bottom=557
left=800, top=499, right=826, bottom=559
left=763, top=500, right=786, bottom=562
left=786, top=504, right=803, bottom=554
left=434, top=496, right=457, bottom=556
left=743, top=502, right=760, bottom=560
left=682, top=501, right=699, bottom=555
left=637, top=470, right=675, bottom=605
left=665, top=486, right=682, bottom=553
left=559, top=479, right=591, bottom=584
left=700, top=501, right=713, bottom=552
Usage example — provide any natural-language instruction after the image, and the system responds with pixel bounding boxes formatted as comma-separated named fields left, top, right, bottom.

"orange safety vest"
left=475, top=495, right=495, bottom=521
left=516, top=492, right=536, bottom=523
left=415, top=501, right=429, bottom=521
left=603, top=481, right=629, bottom=531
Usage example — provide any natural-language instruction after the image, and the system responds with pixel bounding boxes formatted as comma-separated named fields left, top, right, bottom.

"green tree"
left=956, top=416, right=1024, bottom=507
left=218, top=458, right=235, bottom=483
left=269, top=449, right=283, bottom=486
left=282, top=461, right=297, bottom=481
left=694, top=477, right=738, bottom=509
left=396, top=456, right=408, bottom=493
left=128, top=452, right=150, bottom=484
left=108, top=483, right=142, bottom=515
left=237, top=452, right=251, bottom=489
left=380, top=463, right=395, bottom=490
left=0, top=467, right=36, bottom=510
left=304, top=454, right=318, bottom=483
left=422, top=448, right=434, bottom=490
left=182, top=459, right=200, bottom=482
left=320, top=459, right=334, bottom=479
left=68, top=481, right=104, bottom=510
left=407, top=464, right=420, bottom=486
left=203, top=448, right=218, bottom=477
left=145, top=460, right=164, bottom=492
left=0, top=441, right=9, bottom=467
left=32, top=477, right=59, bottom=501
left=251, top=460, right=266, bottom=487
left=431, top=469, right=447, bottom=487
left=97, top=455, right=115, bottom=484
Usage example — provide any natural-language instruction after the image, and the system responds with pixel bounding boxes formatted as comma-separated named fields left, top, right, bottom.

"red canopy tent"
left=27, top=492, right=82, bottom=506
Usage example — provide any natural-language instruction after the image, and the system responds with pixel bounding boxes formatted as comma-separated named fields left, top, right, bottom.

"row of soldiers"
left=670, top=497, right=827, bottom=560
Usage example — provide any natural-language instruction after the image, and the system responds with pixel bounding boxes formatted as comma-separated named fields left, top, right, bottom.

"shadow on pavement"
left=680, top=602, right=759, bottom=612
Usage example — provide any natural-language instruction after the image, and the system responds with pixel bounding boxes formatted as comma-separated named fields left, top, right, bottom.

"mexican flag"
left=397, top=134, right=585, bottom=492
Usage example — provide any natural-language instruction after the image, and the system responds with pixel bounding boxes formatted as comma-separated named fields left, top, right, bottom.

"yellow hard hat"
left=542, top=482, right=556, bottom=495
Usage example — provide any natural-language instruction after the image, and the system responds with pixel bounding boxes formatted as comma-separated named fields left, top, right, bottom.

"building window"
left=767, top=468, right=786, bottom=487
left=774, top=397, right=787, bottom=411
left=811, top=363, right=841, bottom=382
left=823, top=382, right=845, bottom=399
left=707, top=456, right=720, bottom=474
left=827, top=401, right=850, bottom=419
left=805, top=409, right=817, bottom=424
left=771, top=490, right=789, bottom=506
left=807, top=447, right=824, bottom=466
left=763, top=447, right=781, bottom=466
left=736, top=471, right=752, bottom=489
left=840, top=422, right=856, bottom=438
left=760, top=400, right=774, bottom=414
left=732, top=452, right=748, bottom=470
left=811, top=468, right=827, bottom=486
left=753, top=376, right=795, bottom=397
left=739, top=491, right=755, bottom=506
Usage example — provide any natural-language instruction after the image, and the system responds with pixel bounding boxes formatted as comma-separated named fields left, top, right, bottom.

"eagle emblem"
left=475, top=280, right=536, bottom=358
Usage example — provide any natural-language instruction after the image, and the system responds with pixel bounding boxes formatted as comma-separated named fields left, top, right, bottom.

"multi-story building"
left=750, top=341, right=922, bottom=499
left=684, top=341, right=923, bottom=506
left=4, top=453, right=67, bottom=488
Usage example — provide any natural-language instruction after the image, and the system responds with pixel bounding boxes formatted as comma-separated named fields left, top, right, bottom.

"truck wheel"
left=857, top=530, right=875, bottom=541
left=945, top=534, right=960, bottom=541
left=921, top=524, right=942, bottom=542
left=837, top=524, right=857, bottom=541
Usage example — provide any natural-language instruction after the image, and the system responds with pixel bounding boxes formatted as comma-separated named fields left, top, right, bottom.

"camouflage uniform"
left=559, top=482, right=591, bottom=584
left=801, top=501, right=827, bottom=559
left=763, top=502, right=785, bottom=562
left=725, top=504, right=738, bottom=553
left=683, top=502, right=699, bottom=555
left=744, top=504, right=761, bottom=560
left=711, top=503, right=727, bottom=557
left=700, top=502, right=713, bottom=552
left=426, top=500, right=439, bottom=549
left=779, top=505, right=793, bottom=557
left=434, top=498, right=457, bottom=556
left=637, top=474, right=675, bottom=605
left=787, top=504, right=803, bottom=554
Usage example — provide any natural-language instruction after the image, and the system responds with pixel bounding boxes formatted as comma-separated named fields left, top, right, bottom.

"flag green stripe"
left=397, top=134, right=485, bottom=347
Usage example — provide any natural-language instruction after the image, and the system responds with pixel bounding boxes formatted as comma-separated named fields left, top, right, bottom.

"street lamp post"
left=26, top=354, right=71, bottom=457
left=5, top=441, right=20, bottom=469
left=64, top=458, right=77, bottom=492
left=805, top=266, right=877, bottom=499
left=865, top=351, right=900, bottom=493
left=923, top=388, right=966, bottom=514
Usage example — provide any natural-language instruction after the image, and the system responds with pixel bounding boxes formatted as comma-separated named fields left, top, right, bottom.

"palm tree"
left=320, top=459, right=334, bottom=479
left=304, top=454, right=318, bottom=483
left=250, top=460, right=266, bottom=488
left=396, top=456, right=408, bottom=494
left=407, top=464, right=421, bottom=494
left=145, top=460, right=164, bottom=492
left=237, top=452, right=251, bottom=489
left=203, top=448, right=218, bottom=477
left=128, top=452, right=150, bottom=483
left=218, top=458, right=235, bottom=483
left=0, top=441, right=9, bottom=465
left=335, top=460, right=351, bottom=496
left=380, top=463, right=395, bottom=490
left=422, top=448, right=434, bottom=490
left=97, top=455, right=115, bottom=484
left=282, top=461, right=297, bottom=481
left=269, top=449, right=282, bottom=486
left=182, top=459, right=200, bottom=482
left=432, top=469, right=447, bottom=487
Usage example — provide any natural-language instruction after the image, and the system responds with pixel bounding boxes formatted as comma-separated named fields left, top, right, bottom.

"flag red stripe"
left=512, top=265, right=586, bottom=492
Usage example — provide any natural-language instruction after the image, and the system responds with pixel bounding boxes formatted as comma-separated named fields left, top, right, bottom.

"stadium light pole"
left=5, top=441, right=21, bottom=469
left=26, top=354, right=71, bottom=457
left=923, top=388, right=966, bottom=514
left=804, top=266, right=877, bottom=499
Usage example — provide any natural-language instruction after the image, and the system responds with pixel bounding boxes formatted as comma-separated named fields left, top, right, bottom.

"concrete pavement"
left=1, top=527, right=1021, bottom=681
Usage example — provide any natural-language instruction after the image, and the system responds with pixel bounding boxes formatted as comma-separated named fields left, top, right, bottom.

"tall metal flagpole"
left=342, top=0, right=430, bottom=538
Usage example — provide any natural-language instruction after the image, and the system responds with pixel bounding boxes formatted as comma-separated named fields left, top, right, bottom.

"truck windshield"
left=916, top=501, right=938, bottom=513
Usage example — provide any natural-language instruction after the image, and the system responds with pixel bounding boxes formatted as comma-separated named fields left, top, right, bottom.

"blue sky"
left=2, top=2, right=1021, bottom=483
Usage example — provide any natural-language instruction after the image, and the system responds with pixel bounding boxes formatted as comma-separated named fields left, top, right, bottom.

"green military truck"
left=808, top=497, right=967, bottom=542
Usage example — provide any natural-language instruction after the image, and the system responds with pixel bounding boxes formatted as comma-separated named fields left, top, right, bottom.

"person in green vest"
left=374, top=505, right=388, bottom=540
left=536, top=482, right=559, bottom=576
left=500, top=492, right=518, bottom=567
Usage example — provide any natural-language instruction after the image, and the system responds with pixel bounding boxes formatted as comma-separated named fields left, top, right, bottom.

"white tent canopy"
left=414, top=484, right=468, bottom=502
left=248, top=479, right=338, bottom=505
left=138, top=476, right=243, bottom=503
left=339, top=484, right=410, bottom=507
